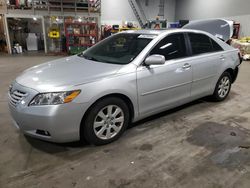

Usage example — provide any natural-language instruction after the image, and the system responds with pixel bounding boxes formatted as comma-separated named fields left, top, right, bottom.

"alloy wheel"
left=218, top=76, right=230, bottom=98
left=93, top=105, right=124, bottom=140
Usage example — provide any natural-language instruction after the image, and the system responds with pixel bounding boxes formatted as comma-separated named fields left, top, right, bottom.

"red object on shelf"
left=64, top=22, right=98, bottom=53
left=16, top=0, right=20, bottom=7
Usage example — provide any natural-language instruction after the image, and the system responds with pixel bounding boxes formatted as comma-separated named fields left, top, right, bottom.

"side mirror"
left=144, top=55, right=165, bottom=66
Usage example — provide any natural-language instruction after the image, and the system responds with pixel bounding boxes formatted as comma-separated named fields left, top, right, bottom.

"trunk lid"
left=183, top=19, right=234, bottom=42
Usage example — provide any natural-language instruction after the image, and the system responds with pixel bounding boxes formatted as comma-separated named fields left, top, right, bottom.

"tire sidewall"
left=83, top=97, right=130, bottom=145
left=213, top=72, right=232, bottom=101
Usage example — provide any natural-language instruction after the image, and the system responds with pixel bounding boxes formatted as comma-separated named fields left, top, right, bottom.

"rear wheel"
left=212, top=72, right=232, bottom=101
left=82, top=97, right=129, bottom=145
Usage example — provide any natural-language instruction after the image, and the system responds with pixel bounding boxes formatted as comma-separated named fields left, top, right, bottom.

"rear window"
left=188, top=33, right=223, bottom=55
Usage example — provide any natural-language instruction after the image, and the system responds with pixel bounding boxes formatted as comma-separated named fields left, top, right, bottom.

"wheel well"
left=80, top=94, right=135, bottom=139
left=225, top=68, right=238, bottom=83
left=99, top=94, right=135, bottom=122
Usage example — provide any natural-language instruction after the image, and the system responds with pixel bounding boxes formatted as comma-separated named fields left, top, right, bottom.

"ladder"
left=128, top=0, right=147, bottom=28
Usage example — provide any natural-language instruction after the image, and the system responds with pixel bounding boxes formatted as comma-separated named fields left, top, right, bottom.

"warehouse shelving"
left=0, top=0, right=101, bottom=14
left=65, top=22, right=98, bottom=54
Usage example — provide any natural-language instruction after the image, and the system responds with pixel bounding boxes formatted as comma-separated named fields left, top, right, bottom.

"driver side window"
left=150, top=34, right=188, bottom=60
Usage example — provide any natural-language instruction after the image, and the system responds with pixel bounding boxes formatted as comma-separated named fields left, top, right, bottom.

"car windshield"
left=78, top=33, right=154, bottom=64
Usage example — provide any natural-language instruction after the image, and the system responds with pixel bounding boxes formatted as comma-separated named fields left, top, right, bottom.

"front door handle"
left=182, top=63, right=191, bottom=69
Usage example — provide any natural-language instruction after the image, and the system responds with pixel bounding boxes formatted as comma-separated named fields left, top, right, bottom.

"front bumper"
left=9, top=102, right=86, bottom=143
left=8, top=82, right=87, bottom=143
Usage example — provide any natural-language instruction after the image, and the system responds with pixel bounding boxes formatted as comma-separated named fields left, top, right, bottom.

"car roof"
left=121, top=28, right=231, bottom=50
left=122, top=29, right=175, bottom=35
left=122, top=28, right=205, bottom=36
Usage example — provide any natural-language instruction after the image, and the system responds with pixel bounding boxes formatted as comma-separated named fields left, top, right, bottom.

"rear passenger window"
left=188, top=33, right=223, bottom=55
left=211, top=39, right=223, bottom=52
left=150, top=34, right=187, bottom=60
left=188, top=33, right=213, bottom=55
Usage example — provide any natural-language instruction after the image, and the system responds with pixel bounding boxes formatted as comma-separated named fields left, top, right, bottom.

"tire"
left=212, top=72, right=232, bottom=101
left=82, top=97, right=130, bottom=145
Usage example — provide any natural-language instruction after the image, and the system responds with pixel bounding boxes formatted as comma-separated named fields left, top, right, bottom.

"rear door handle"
left=220, top=55, right=225, bottom=61
left=182, top=63, right=191, bottom=69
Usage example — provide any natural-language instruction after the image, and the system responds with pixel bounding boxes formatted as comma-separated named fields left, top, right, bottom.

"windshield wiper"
left=79, top=54, right=100, bottom=62
left=79, top=54, right=125, bottom=64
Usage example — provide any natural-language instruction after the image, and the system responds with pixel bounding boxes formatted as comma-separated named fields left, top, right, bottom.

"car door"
left=186, top=33, right=224, bottom=98
left=137, top=33, right=192, bottom=117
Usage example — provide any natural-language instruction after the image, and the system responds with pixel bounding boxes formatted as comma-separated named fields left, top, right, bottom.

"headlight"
left=29, top=90, right=81, bottom=106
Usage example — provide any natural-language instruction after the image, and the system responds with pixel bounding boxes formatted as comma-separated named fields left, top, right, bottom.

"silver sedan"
left=9, top=24, right=241, bottom=145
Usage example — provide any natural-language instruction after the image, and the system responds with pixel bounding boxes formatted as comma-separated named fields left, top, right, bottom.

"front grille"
left=9, top=90, right=28, bottom=106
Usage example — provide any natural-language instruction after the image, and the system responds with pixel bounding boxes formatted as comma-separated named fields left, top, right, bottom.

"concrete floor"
left=1, top=55, right=250, bottom=188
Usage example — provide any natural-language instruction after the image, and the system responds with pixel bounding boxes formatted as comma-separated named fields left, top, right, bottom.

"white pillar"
left=41, top=16, right=47, bottom=53
left=3, top=15, right=11, bottom=54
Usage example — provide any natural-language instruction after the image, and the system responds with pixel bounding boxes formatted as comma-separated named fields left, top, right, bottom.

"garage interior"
left=1, top=0, right=250, bottom=188
left=7, top=17, right=44, bottom=53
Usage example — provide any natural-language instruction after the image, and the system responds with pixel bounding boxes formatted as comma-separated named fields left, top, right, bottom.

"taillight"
left=238, top=52, right=243, bottom=64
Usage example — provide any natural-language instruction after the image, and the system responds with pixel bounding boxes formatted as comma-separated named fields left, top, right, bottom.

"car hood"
left=16, top=55, right=123, bottom=92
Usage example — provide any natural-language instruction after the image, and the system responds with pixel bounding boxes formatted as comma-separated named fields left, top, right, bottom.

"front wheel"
left=82, top=97, right=130, bottom=145
left=212, top=72, right=232, bottom=101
